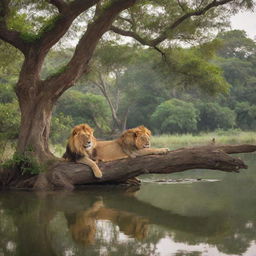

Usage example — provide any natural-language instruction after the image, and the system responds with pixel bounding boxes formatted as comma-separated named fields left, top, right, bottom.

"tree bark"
left=17, top=97, right=55, bottom=162
left=2, top=143, right=254, bottom=190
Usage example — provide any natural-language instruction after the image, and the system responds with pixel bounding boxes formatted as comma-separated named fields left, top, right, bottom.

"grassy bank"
left=151, top=130, right=256, bottom=150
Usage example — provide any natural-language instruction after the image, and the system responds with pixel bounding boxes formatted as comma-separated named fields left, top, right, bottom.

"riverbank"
left=151, top=130, right=256, bottom=150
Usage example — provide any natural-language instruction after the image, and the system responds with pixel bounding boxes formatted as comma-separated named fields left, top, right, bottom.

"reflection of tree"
left=0, top=188, right=256, bottom=256
left=0, top=191, right=56, bottom=256
left=0, top=207, right=17, bottom=256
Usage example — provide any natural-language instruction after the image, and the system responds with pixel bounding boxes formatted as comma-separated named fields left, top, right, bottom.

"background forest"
left=0, top=29, right=256, bottom=155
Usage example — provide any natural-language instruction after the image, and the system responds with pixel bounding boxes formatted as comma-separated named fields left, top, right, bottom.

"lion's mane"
left=118, top=125, right=151, bottom=153
left=63, top=124, right=96, bottom=162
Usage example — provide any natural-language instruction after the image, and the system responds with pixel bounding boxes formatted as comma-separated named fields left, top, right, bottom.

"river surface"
left=0, top=153, right=256, bottom=256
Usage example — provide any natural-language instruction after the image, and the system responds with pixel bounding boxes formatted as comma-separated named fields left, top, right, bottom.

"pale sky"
left=231, top=10, right=256, bottom=40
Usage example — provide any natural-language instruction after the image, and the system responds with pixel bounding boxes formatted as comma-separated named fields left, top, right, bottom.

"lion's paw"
left=94, top=171, right=103, bottom=179
left=160, top=148, right=169, bottom=154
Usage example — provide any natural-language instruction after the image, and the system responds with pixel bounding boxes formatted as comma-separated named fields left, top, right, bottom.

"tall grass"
left=151, top=130, right=256, bottom=150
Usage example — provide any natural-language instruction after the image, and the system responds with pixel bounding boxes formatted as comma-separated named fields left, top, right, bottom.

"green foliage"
left=235, top=102, right=256, bottom=130
left=20, top=32, right=40, bottom=43
left=39, top=15, right=61, bottom=35
left=94, top=42, right=136, bottom=69
left=216, top=54, right=256, bottom=107
left=151, top=99, right=199, bottom=134
left=217, top=30, right=256, bottom=59
left=19, top=15, right=61, bottom=43
left=55, top=90, right=111, bottom=135
left=41, top=49, right=72, bottom=79
left=48, top=65, right=68, bottom=78
left=196, top=102, right=236, bottom=131
left=6, top=2, right=60, bottom=43
left=0, top=100, right=20, bottom=141
left=0, top=83, right=16, bottom=103
left=7, top=11, right=34, bottom=34
left=2, top=152, right=44, bottom=175
left=169, top=47, right=230, bottom=95
left=0, top=42, right=23, bottom=76
left=50, top=113, right=73, bottom=144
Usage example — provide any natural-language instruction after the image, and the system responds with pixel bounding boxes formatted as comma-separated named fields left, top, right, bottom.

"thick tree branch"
left=38, top=0, right=100, bottom=52
left=0, top=0, right=27, bottom=53
left=110, top=0, right=234, bottom=47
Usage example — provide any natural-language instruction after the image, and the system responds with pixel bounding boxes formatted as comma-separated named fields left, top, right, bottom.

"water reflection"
left=67, top=199, right=149, bottom=246
left=0, top=153, right=256, bottom=256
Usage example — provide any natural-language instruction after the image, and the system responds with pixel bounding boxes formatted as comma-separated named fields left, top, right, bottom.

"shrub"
left=151, top=99, right=199, bottom=134
left=196, top=102, right=236, bottom=131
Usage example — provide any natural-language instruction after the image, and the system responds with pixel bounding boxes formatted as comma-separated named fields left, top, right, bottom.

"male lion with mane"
left=94, top=125, right=168, bottom=162
left=63, top=124, right=102, bottom=178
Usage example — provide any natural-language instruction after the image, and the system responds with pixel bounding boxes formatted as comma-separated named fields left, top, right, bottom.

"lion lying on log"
left=62, top=124, right=102, bottom=178
left=63, top=124, right=168, bottom=179
left=94, top=125, right=169, bottom=162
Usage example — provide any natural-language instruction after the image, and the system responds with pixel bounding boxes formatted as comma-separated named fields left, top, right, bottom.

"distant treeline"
left=0, top=30, right=255, bottom=146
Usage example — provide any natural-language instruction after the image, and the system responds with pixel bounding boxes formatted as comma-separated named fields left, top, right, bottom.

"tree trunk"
left=17, top=97, right=55, bottom=162
left=1, top=143, right=255, bottom=190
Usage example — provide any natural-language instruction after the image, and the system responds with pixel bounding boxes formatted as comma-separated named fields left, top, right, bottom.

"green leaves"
left=217, top=30, right=256, bottom=59
left=169, top=47, right=231, bottom=95
left=235, top=102, right=256, bottom=130
left=0, top=100, right=20, bottom=140
left=196, top=102, right=236, bottom=131
left=151, top=99, right=199, bottom=134
left=54, top=90, right=111, bottom=137
left=2, top=152, right=44, bottom=175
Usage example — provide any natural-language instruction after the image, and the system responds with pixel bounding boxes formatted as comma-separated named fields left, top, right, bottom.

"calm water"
left=0, top=153, right=256, bottom=256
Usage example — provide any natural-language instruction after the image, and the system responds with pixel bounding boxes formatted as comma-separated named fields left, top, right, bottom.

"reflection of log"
left=3, top=144, right=256, bottom=190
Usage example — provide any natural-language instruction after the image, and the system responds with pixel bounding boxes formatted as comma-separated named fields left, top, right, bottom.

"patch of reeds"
left=151, top=130, right=256, bottom=150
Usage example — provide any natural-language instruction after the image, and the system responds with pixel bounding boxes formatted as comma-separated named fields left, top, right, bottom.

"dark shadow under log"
left=30, top=144, right=256, bottom=190
left=2, top=144, right=256, bottom=190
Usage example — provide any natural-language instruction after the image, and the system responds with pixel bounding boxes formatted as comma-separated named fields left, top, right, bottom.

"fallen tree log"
left=2, top=143, right=256, bottom=190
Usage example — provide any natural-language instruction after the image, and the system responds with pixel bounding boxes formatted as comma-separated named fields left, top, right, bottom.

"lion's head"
left=68, top=124, right=96, bottom=155
left=120, top=125, right=152, bottom=150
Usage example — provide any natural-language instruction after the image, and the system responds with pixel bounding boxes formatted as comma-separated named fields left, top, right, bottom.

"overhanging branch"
left=110, top=0, right=234, bottom=47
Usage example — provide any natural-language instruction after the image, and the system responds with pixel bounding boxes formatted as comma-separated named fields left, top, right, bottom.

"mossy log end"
left=1, top=144, right=256, bottom=190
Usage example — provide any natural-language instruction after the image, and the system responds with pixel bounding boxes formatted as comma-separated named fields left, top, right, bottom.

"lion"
left=94, top=125, right=168, bottom=162
left=62, top=124, right=102, bottom=178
